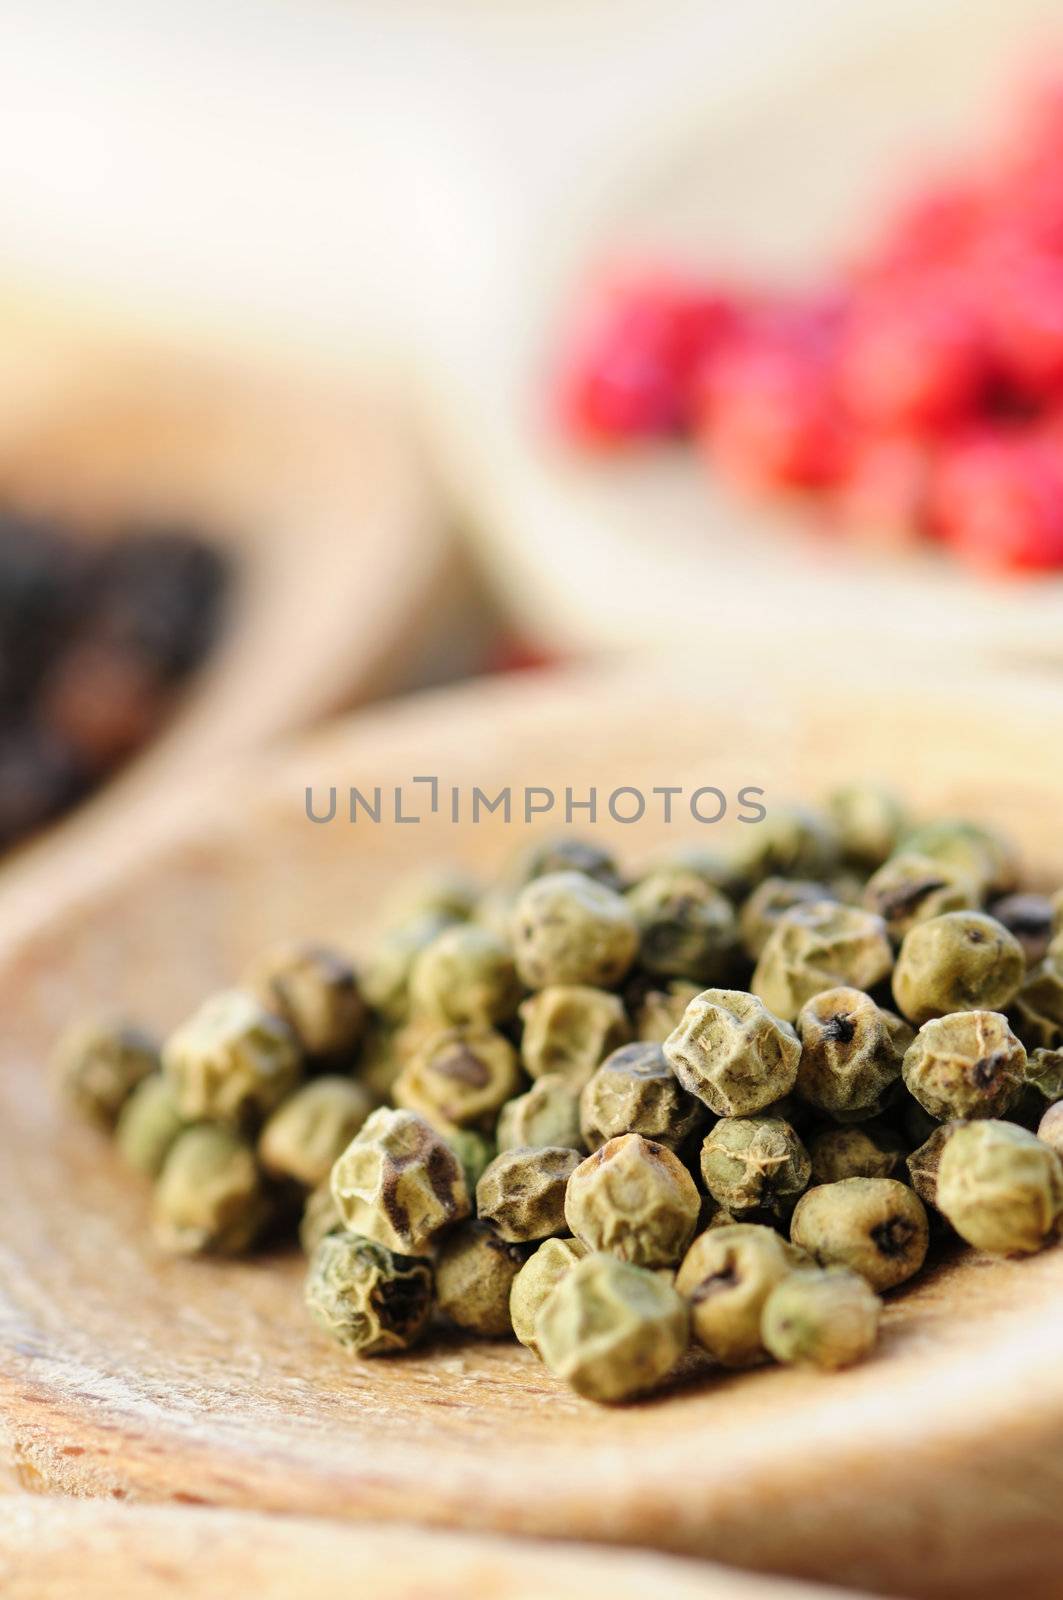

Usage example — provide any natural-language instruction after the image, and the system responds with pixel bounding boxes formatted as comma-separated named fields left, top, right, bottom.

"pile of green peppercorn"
left=54, top=791, right=1063, bottom=1403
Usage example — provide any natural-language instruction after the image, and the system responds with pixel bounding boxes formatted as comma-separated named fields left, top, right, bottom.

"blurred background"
left=3, top=0, right=1063, bottom=875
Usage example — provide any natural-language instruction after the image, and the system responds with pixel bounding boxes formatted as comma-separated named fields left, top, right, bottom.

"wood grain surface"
left=2, top=655, right=1063, bottom=1599
left=0, top=1499, right=871, bottom=1600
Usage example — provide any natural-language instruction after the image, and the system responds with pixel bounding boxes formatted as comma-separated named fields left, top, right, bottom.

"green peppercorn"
left=535, top=1252, right=690, bottom=1403
left=330, top=1107, right=469, bottom=1253
left=51, top=1016, right=158, bottom=1128
left=699, top=1117, right=810, bottom=1220
left=393, top=1024, right=522, bottom=1131
left=738, top=877, right=838, bottom=961
left=826, top=784, right=906, bottom=870
left=675, top=1223, right=805, bottom=1367
left=1042, top=887, right=1063, bottom=962
left=360, top=911, right=456, bottom=1024
left=300, top=1179, right=344, bottom=1255
left=730, top=805, right=841, bottom=889
left=761, top=1266, right=881, bottom=1370
left=989, top=893, right=1054, bottom=968
left=1037, top=1102, right=1063, bottom=1160
left=630, top=980, right=702, bottom=1044
left=512, top=872, right=638, bottom=990
left=565, top=1134, right=700, bottom=1267
left=518, top=984, right=630, bottom=1090
left=476, top=1145, right=581, bottom=1242
left=648, top=843, right=745, bottom=902
left=790, top=1177, right=929, bottom=1291
left=863, top=852, right=979, bottom=946
left=509, top=1236, right=588, bottom=1353
left=409, top=924, right=521, bottom=1027
left=892, top=912, right=1024, bottom=1026
left=381, top=866, right=479, bottom=926
left=752, top=902, right=893, bottom=1023
left=796, top=987, right=901, bottom=1119
left=519, top=836, right=623, bottom=892
left=809, top=1122, right=904, bottom=1186
left=304, top=1231, right=433, bottom=1354
left=936, top=1120, right=1063, bottom=1253
left=625, top=867, right=737, bottom=984
left=114, top=1072, right=186, bottom=1176
left=445, top=1127, right=497, bottom=1195
left=882, top=1007, right=917, bottom=1058
left=902, top=1010, right=1026, bottom=1122
left=497, top=1074, right=582, bottom=1152
left=579, top=1042, right=706, bottom=1153
left=250, top=943, right=366, bottom=1059
left=905, top=1123, right=959, bottom=1208
left=1025, top=1048, right=1063, bottom=1108
left=664, top=988, right=800, bottom=1116
left=152, top=1125, right=267, bottom=1256
left=1009, top=955, right=1063, bottom=1050
left=435, top=1221, right=527, bottom=1337
left=258, top=1076, right=374, bottom=1188
left=163, top=990, right=303, bottom=1127
left=899, top=819, right=1017, bottom=898
left=1009, top=1046, right=1063, bottom=1127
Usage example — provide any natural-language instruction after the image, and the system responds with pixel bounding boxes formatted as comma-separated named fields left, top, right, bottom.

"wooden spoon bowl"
left=2, top=650, right=1063, bottom=1600
left=433, top=0, right=1063, bottom=667
left=0, top=298, right=453, bottom=901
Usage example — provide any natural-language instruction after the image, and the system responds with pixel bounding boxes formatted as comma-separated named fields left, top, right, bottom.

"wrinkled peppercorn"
left=664, top=988, right=800, bottom=1116
left=753, top=902, right=893, bottom=1022
left=790, top=1177, right=929, bottom=1291
left=892, top=912, right=1024, bottom=1025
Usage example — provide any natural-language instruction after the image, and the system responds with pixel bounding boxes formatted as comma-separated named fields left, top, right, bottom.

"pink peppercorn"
left=932, top=431, right=1063, bottom=572
left=555, top=269, right=741, bottom=445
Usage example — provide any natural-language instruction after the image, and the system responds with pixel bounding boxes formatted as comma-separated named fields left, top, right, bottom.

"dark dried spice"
left=0, top=511, right=228, bottom=851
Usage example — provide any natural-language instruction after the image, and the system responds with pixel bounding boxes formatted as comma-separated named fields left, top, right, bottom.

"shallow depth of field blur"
left=1, top=0, right=1063, bottom=856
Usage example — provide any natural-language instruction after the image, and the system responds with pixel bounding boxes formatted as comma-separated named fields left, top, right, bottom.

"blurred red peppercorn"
left=553, top=68, right=1063, bottom=574
left=836, top=287, right=988, bottom=431
left=834, top=434, right=935, bottom=548
left=697, top=302, right=849, bottom=492
left=932, top=431, right=1063, bottom=572
left=555, top=270, right=742, bottom=445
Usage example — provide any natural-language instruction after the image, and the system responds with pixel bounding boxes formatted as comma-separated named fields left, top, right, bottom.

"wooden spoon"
left=0, top=297, right=460, bottom=910
left=2, top=650, right=1063, bottom=1600
left=425, top=0, right=1063, bottom=667
left=0, top=1499, right=866, bottom=1600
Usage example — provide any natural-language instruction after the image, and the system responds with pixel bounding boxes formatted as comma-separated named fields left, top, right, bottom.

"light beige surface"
left=2, top=654, right=1063, bottom=1598
left=0, top=1500, right=869, bottom=1600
